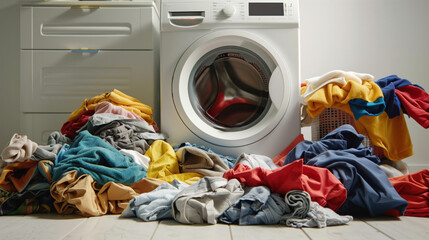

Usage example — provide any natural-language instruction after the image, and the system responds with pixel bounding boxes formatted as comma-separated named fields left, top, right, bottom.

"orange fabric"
left=0, top=160, right=38, bottom=192
left=388, top=169, right=429, bottom=217
left=67, top=89, right=153, bottom=124
left=51, top=171, right=160, bottom=217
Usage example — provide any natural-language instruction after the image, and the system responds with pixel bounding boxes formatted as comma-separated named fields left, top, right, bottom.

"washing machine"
left=160, top=0, right=300, bottom=158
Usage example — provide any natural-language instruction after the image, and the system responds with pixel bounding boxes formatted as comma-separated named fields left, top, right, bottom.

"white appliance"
left=20, top=0, right=160, bottom=144
left=160, top=0, right=300, bottom=158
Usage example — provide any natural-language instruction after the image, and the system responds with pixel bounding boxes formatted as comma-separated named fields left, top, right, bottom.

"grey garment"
left=85, top=114, right=166, bottom=154
left=86, top=113, right=156, bottom=133
left=176, top=146, right=230, bottom=177
left=172, top=177, right=244, bottom=225
left=46, top=131, right=72, bottom=145
left=31, top=131, right=72, bottom=160
left=218, top=186, right=288, bottom=225
left=121, top=180, right=188, bottom=221
left=282, top=201, right=353, bottom=228
left=234, top=153, right=279, bottom=170
left=30, top=144, right=62, bottom=161
left=283, top=190, right=311, bottom=219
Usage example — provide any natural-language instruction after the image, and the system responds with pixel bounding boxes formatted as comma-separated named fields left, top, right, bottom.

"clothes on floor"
left=51, top=171, right=142, bottom=216
left=282, top=201, right=353, bottom=228
left=173, top=142, right=236, bottom=168
left=145, top=140, right=203, bottom=185
left=0, top=188, right=53, bottom=215
left=223, top=159, right=347, bottom=212
left=218, top=186, right=287, bottom=225
left=283, top=125, right=408, bottom=217
left=176, top=146, right=230, bottom=177
left=234, top=153, right=279, bottom=170
left=52, top=130, right=147, bottom=186
left=388, top=169, right=429, bottom=217
left=121, top=179, right=188, bottom=221
left=66, top=89, right=153, bottom=125
left=120, top=149, right=151, bottom=170
left=172, top=177, right=244, bottom=225
left=1, top=134, right=38, bottom=168
left=94, top=101, right=144, bottom=120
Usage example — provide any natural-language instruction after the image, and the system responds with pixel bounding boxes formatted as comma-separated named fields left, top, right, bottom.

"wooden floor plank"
left=363, top=216, right=429, bottom=240
left=63, top=214, right=159, bottom=240
left=302, top=219, right=392, bottom=240
left=0, top=214, right=86, bottom=240
left=152, top=220, right=231, bottom=240
left=230, top=225, right=309, bottom=240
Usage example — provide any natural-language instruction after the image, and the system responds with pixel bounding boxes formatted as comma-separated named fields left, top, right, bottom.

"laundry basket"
left=311, top=108, right=383, bottom=157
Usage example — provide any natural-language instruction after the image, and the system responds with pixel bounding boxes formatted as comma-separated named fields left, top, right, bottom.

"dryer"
left=160, top=0, right=300, bottom=158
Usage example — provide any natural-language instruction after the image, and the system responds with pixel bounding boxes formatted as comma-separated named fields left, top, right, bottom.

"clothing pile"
left=0, top=82, right=428, bottom=226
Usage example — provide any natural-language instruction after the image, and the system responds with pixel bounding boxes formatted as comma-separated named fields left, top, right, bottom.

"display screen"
left=249, top=2, right=284, bottom=16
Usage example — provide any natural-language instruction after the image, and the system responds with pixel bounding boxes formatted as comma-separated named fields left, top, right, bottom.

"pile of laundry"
left=0, top=75, right=428, bottom=228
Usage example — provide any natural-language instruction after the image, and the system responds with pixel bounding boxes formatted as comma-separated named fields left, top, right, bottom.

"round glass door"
left=190, top=46, right=272, bottom=131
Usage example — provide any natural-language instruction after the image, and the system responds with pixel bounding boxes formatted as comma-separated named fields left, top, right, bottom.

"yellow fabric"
left=303, top=80, right=413, bottom=161
left=145, top=140, right=203, bottom=185
left=303, top=80, right=383, bottom=118
left=51, top=171, right=147, bottom=217
left=67, top=89, right=153, bottom=124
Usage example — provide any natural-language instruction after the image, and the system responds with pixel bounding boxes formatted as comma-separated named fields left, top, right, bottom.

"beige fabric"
left=1, top=134, right=38, bottom=168
left=176, top=146, right=229, bottom=177
left=51, top=171, right=163, bottom=217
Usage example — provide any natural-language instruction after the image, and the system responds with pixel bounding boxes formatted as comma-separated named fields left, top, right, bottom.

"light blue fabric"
left=218, top=186, right=288, bottom=225
left=348, top=97, right=385, bottom=120
left=173, top=142, right=236, bottom=168
left=52, top=130, right=147, bottom=185
left=121, top=180, right=188, bottom=221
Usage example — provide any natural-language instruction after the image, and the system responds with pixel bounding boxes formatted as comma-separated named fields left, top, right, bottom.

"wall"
left=300, top=0, right=429, bottom=171
left=0, top=0, right=428, bottom=171
left=0, top=0, right=20, bottom=148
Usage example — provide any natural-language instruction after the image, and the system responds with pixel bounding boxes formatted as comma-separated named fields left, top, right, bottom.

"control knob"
left=222, top=5, right=235, bottom=17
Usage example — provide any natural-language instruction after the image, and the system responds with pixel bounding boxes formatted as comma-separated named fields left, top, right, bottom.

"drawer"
left=20, top=50, right=159, bottom=120
left=21, top=113, right=70, bottom=145
left=21, top=6, right=155, bottom=50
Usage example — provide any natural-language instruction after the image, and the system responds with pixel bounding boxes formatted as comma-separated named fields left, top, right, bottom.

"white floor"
left=1, top=214, right=428, bottom=240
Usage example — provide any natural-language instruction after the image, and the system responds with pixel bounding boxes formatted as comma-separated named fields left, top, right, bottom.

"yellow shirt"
left=145, top=140, right=203, bottom=185
left=303, top=80, right=413, bottom=161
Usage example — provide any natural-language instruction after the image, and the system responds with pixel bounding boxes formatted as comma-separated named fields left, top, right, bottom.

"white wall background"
left=0, top=0, right=428, bottom=171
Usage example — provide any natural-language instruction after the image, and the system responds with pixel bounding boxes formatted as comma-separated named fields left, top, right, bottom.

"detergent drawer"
left=20, top=50, right=156, bottom=113
left=21, top=6, right=155, bottom=50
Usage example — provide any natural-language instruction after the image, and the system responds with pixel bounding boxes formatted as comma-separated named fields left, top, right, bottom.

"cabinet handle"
left=71, top=6, right=100, bottom=9
left=71, top=49, right=99, bottom=53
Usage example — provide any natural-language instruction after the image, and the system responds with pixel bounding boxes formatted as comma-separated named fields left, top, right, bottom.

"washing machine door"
left=172, top=30, right=291, bottom=147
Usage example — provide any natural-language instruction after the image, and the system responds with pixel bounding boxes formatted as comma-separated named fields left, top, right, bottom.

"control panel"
left=162, top=0, right=299, bottom=30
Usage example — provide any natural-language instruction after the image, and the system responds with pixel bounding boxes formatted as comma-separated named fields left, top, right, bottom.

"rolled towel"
left=284, top=190, right=311, bottom=219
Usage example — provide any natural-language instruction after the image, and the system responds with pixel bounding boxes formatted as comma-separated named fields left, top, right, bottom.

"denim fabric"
left=306, top=150, right=408, bottom=217
left=121, top=180, right=188, bottom=221
left=218, top=186, right=287, bottom=225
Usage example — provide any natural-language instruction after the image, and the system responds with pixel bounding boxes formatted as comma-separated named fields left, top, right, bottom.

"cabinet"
left=20, top=1, right=160, bottom=144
